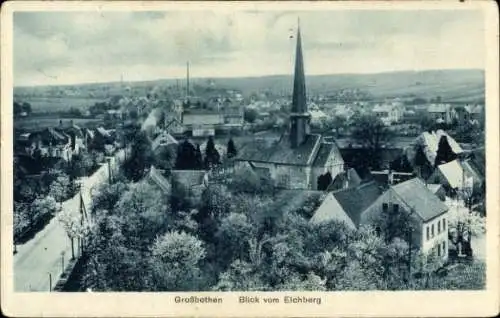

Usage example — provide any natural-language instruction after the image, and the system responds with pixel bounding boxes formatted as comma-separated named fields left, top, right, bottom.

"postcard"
left=1, top=1, right=499, bottom=317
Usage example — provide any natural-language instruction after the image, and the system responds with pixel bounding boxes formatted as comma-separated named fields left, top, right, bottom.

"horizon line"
left=14, top=67, right=485, bottom=90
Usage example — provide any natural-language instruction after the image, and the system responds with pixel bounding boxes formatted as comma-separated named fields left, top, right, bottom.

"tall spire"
left=186, top=61, right=190, bottom=98
left=290, top=18, right=310, bottom=148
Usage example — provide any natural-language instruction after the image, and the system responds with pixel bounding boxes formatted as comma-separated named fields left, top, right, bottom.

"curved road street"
left=14, top=149, right=125, bottom=292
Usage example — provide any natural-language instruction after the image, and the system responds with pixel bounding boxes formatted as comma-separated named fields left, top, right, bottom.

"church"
left=234, top=22, right=345, bottom=190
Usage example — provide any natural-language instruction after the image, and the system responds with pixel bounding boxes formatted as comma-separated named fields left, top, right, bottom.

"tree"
left=215, top=213, right=257, bottom=265
left=123, top=130, right=154, bottom=181
left=229, top=166, right=274, bottom=195
left=434, top=136, right=457, bottom=167
left=57, top=208, right=87, bottom=259
left=49, top=174, right=71, bottom=202
left=227, top=138, right=238, bottom=159
left=194, top=144, right=203, bottom=169
left=150, top=231, right=206, bottom=291
left=204, top=136, right=220, bottom=169
left=14, top=202, right=29, bottom=242
left=244, top=108, right=258, bottom=123
left=28, top=196, right=60, bottom=228
left=351, top=114, right=394, bottom=169
left=175, top=140, right=198, bottom=170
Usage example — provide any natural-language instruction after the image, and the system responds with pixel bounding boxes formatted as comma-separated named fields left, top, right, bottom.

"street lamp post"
left=48, top=272, right=52, bottom=292
left=106, top=157, right=112, bottom=184
left=61, top=251, right=65, bottom=274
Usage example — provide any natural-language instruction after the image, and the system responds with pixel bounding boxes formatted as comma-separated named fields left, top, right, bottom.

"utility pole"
left=186, top=61, right=190, bottom=99
left=48, top=272, right=52, bottom=292
left=107, top=157, right=112, bottom=184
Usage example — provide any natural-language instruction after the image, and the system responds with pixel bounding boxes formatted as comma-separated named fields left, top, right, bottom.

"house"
left=405, top=130, right=463, bottom=178
left=427, top=104, right=455, bottom=124
left=234, top=24, right=345, bottom=190
left=372, top=104, right=403, bottom=125
left=171, top=169, right=209, bottom=202
left=23, top=128, right=73, bottom=161
left=310, top=181, right=383, bottom=228
left=464, top=104, right=484, bottom=122
left=370, top=170, right=415, bottom=187
left=361, top=178, right=449, bottom=260
left=426, top=159, right=479, bottom=196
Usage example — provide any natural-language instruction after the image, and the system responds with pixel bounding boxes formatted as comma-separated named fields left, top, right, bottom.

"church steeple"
left=290, top=18, right=310, bottom=148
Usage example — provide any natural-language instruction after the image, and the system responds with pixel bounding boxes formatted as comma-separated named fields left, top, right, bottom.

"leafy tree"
left=204, top=136, right=220, bottom=169
left=91, top=181, right=130, bottom=214
left=351, top=114, right=394, bottom=169
left=14, top=202, right=29, bottom=240
left=213, top=259, right=268, bottom=291
left=150, top=231, right=206, bottom=291
left=49, top=174, right=71, bottom=202
left=113, top=182, right=170, bottom=250
left=175, top=140, right=198, bottom=170
left=227, top=138, right=238, bottom=159
left=28, top=196, right=60, bottom=227
left=194, top=144, right=203, bottom=169
left=434, top=135, right=457, bottom=166
left=215, top=212, right=257, bottom=265
left=243, top=108, right=258, bottom=123
left=229, top=166, right=274, bottom=195
left=57, top=208, right=87, bottom=259
left=123, top=130, right=154, bottom=181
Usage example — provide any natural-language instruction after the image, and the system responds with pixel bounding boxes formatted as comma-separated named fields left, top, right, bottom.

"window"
left=438, top=221, right=441, bottom=234
left=443, top=218, right=446, bottom=232
left=375, top=226, right=381, bottom=237
left=393, top=204, right=399, bottom=214
left=431, top=224, right=435, bottom=238
left=426, top=226, right=430, bottom=241
left=437, top=244, right=441, bottom=256
left=382, top=203, right=388, bottom=213
left=442, top=241, right=446, bottom=255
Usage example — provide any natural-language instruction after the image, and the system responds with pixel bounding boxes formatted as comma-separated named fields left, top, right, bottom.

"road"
left=14, top=149, right=126, bottom=292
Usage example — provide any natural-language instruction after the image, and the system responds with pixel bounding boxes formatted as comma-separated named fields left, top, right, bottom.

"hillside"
left=14, top=69, right=485, bottom=104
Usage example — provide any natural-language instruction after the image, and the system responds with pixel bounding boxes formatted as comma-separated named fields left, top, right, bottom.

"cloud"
left=13, top=9, right=485, bottom=86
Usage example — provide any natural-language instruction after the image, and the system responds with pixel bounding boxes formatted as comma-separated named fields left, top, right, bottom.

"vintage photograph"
left=8, top=4, right=490, bottom=295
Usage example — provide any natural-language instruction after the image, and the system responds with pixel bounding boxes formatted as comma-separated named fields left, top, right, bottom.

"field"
left=15, top=117, right=103, bottom=131
left=14, top=97, right=107, bottom=114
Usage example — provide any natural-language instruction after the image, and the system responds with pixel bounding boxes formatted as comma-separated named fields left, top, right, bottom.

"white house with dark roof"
left=310, top=181, right=384, bottom=228
left=361, top=178, right=450, bottom=260
left=234, top=22, right=344, bottom=190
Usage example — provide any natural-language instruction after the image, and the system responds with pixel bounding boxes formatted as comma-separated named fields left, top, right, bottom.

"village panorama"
left=13, top=11, right=486, bottom=292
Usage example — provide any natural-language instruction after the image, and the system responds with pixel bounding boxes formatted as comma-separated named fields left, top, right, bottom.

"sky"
left=13, top=9, right=485, bottom=87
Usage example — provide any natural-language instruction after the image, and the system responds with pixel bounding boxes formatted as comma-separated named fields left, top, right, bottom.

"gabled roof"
left=436, top=159, right=466, bottom=188
left=152, top=132, right=178, bottom=151
left=148, top=166, right=171, bottom=193
left=328, top=168, right=361, bottom=191
left=391, top=178, right=448, bottom=222
left=426, top=183, right=443, bottom=194
left=171, top=169, right=207, bottom=188
left=46, top=128, right=67, bottom=142
left=331, top=181, right=384, bottom=227
left=96, top=127, right=111, bottom=138
left=373, top=104, right=396, bottom=113
left=312, top=141, right=342, bottom=167
left=236, top=133, right=321, bottom=166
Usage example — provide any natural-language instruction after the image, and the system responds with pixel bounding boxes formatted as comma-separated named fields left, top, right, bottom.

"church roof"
left=236, top=134, right=321, bottom=166
left=313, top=141, right=342, bottom=167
